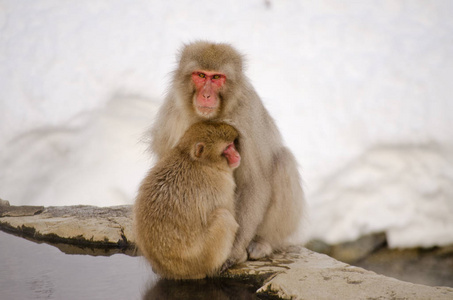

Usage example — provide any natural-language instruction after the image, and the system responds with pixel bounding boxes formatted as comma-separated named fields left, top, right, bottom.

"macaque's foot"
left=220, top=248, right=248, bottom=273
left=247, top=240, right=272, bottom=260
left=220, top=259, right=234, bottom=273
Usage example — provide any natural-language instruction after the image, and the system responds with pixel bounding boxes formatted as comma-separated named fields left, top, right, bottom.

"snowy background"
left=1, top=1, right=452, bottom=248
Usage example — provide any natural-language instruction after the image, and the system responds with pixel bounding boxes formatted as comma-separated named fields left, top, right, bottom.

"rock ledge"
left=1, top=203, right=452, bottom=299
left=0, top=204, right=133, bottom=254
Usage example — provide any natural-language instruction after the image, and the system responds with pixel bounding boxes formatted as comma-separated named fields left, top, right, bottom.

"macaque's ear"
left=194, top=142, right=205, bottom=158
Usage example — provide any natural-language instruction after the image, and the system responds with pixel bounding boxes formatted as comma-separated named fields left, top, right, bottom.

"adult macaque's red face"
left=191, top=71, right=226, bottom=118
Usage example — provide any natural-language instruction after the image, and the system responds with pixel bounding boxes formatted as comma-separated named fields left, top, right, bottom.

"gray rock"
left=0, top=198, right=11, bottom=207
left=355, top=245, right=453, bottom=288
left=0, top=205, right=134, bottom=250
left=307, top=232, right=387, bottom=264
left=225, top=246, right=453, bottom=299
left=0, top=204, right=44, bottom=217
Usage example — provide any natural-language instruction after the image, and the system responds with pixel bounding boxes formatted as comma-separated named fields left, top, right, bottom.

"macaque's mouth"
left=196, top=106, right=218, bottom=116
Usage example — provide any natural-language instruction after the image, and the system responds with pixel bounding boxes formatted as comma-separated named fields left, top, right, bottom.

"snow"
left=1, top=1, right=453, bottom=248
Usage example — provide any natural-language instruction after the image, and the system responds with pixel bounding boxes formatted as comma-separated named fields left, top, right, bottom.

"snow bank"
left=311, top=145, right=453, bottom=248
left=1, top=1, right=452, bottom=247
left=0, top=95, right=159, bottom=206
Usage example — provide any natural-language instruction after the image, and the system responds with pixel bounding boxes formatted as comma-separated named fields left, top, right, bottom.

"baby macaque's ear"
left=193, top=142, right=205, bottom=158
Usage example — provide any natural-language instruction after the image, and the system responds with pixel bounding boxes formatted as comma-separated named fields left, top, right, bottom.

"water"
left=0, top=231, right=265, bottom=299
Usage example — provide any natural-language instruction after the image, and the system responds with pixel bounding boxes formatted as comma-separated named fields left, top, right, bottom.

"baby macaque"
left=134, top=121, right=240, bottom=279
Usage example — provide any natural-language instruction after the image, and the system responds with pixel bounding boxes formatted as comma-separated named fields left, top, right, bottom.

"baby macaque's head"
left=178, top=122, right=241, bottom=169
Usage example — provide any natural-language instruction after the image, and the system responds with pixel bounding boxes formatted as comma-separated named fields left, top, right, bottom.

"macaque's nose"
left=202, top=81, right=214, bottom=99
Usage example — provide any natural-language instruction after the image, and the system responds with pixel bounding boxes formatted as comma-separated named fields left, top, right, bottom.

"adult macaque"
left=150, top=41, right=305, bottom=268
left=135, top=121, right=240, bottom=279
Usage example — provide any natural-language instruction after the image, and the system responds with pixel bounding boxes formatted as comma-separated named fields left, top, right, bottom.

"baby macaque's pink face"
left=223, top=142, right=240, bottom=169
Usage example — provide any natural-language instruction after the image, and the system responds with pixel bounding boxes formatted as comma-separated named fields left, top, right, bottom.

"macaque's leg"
left=201, top=208, right=239, bottom=274
left=248, top=147, right=304, bottom=259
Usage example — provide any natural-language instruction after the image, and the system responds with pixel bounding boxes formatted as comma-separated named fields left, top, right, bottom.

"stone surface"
left=307, top=232, right=387, bottom=264
left=0, top=204, right=44, bottom=217
left=0, top=205, right=134, bottom=250
left=307, top=232, right=453, bottom=288
left=225, top=247, right=453, bottom=300
left=1, top=204, right=453, bottom=299
left=0, top=198, right=10, bottom=206
left=355, top=245, right=453, bottom=288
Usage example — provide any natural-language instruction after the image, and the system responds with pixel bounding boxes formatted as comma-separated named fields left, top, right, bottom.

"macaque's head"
left=175, top=41, right=245, bottom=119
left=179, top=122, right=241, bottom=169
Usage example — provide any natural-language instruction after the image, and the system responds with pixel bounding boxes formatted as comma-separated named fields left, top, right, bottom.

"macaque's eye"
left=198, top=73, right=206, bottom=78
left=213, top=75, right=220, bottom=80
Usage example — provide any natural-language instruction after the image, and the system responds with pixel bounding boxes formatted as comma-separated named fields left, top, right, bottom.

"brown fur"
left=150, top=41, right=305, bottom=268
left=135, top=121, right=240, bottom=279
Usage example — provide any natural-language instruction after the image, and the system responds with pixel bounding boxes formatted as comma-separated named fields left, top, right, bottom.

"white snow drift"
left=1, top=1, right=453, bottom=248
